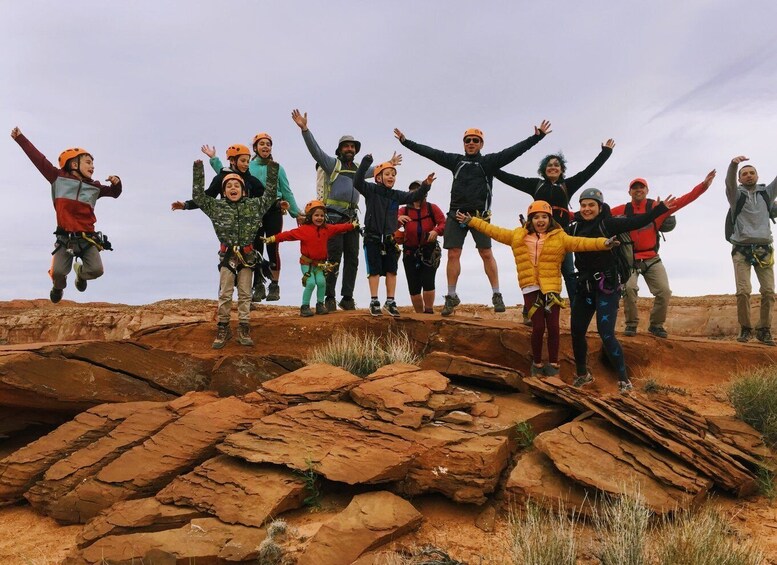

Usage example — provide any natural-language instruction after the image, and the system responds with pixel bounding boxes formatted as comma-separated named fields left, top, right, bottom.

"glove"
left=260, top=235, right=275, bottom=244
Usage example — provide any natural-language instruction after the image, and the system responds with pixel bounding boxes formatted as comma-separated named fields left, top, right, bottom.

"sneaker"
left=266, top=281, right=280, bottom=301
left=492, top=292, right=506, bottom=313
left=325, top=297, right=337, bottom=313
left=383, top=300, right=400, bottom=317
left=756, top=328, right=776, bottom=346
left=74, top=263, right=87, bottom=292
left=543, top=363, right=560, bottom=377
left=737, top=327, right=753, bottom=343
left=236, top=323, right=254, bottom=346
left=50, top=287, right=63, bottom=303
left=441, top=294, right=461, bottom=317
left=339, top=296, right=356, bottom=311
left=369, top=300, right=382, bottom=317
left=648, top=325, right=668, bottom=338
left=300, top=305, right=314, bottom=317
left=623, top=325, right=637, bottom=337
left=522, top=312, right=533, bottom=326
left=212, top=323, right=232, bottom=349
left=315, top=302, right=328, bottom=315
left=573, top=372, right=594, bottom=388
left=530, top=363, right=544, bottom=377
left=252, top=283, right=266, bottom=302
left=618, top=380, right=634, bottom=394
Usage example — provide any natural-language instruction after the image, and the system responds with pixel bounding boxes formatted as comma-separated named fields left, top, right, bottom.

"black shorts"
left=402, top=253, right=437, bottom=294
left=363, top=239, right=399, bottom=276
left=443, top=214, right=492, bottom=249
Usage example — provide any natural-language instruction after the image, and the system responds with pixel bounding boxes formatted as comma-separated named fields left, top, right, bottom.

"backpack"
left=571, top=221, right=634, bottom=285
left=315, top=160, right=343, bottom=201
left=624, top=199, right=675, bottom=252
left=535, top=180, right=574, bottom=223
left=725, top=190, right=775, bottom=243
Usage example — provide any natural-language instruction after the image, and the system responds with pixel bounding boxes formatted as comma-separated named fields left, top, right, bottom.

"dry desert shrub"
left=508, top=502, right=577, bottom=565
left=306, top=329, right=419, bottom=377
left=728, top=365, right=777, bottom=447
left=592, top=487, right=651, bottom=565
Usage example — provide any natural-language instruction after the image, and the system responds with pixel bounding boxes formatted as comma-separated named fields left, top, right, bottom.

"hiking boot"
left=737, top=327, right=753, bottom=343
left=618, top=380, right=634, bottom=394
left=441, top=294, right=461, bottom=317
left=530, top=363, right=544, bottom=377
left=383, top=300, right=400, bottom=317
left=522, top=311, right=532, bottom=326
left=252, top=283, right=266, bottom=302
left=50, top=287, right=63, bottom=304
left=623, top=325, right=637, bottom=337
left=300, top=305, right=314, bottom=317
left=325, top=297, right=337, bottom=312
left=236, top=323, right=254, bottom=346
left=573, top=372, right=594, bottom=388
left=492, top=292, right=506, bottom=313
left=369, top=300, right=382, bottom=317
left=339, top=296, right=356, bottom=310
left=74, top=263, right=87, bottom=292
left=211, top=323, right=232, bottom=349
left=543, top=363, right=560, bottom=377
left=423, top=308, right=434, bottom=314
left=648, top=325, right=668, bottom=338
left=315, top=302, right=328, bottom=315
left=266, top=281, right=280, bottom=301
left=756, top=327, right=776, bottom=346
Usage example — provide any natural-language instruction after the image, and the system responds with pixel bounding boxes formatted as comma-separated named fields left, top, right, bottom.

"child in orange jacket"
left=266, top=201, right=356, bottom=317
left=457, top=201, right=615, bottom=377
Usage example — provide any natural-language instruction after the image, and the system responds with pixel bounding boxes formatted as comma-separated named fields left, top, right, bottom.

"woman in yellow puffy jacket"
left=456, top=201, right=615, bottom=378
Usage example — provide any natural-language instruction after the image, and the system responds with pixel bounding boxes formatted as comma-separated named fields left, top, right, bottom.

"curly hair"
left=537, top=153, right=567, bottom=179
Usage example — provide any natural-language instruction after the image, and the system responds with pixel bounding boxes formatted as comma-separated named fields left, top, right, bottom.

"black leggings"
left=570, top=284, right=628, bottom=381
left=402, top=253, right=437, bottom=295
left=253, top=206, right=284, bottom=286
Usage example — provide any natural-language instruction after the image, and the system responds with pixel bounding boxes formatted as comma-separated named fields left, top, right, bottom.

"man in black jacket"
left=394, top=122, right=550, bottom=315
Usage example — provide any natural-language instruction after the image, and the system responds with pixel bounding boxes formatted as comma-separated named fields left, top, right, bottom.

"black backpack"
left=571, top=221, right=634, bottom=285
left=725, top=190, right=775, bottom=243
left=624, top=199, right=675, bottom=252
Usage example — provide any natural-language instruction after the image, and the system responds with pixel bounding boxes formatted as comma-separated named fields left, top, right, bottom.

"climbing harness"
left=526, top=292, right=566, bottom=319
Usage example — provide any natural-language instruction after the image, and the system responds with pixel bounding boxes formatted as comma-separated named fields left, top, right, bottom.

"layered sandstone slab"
left=261, top=363, right=362, bottom=403
left=420, top=351, right=525, bottom=390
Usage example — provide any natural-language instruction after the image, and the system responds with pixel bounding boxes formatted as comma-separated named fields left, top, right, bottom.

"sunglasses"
left=463, top=137, right=482, bottom=144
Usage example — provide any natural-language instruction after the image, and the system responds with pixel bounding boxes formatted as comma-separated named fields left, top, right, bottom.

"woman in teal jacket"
left=207, top=132, right=301, bottom=302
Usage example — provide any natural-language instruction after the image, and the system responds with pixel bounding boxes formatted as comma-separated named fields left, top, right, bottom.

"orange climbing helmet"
left=221, top=173, right=246, bottom=195
left=527, top=200, right=553, bottom=217
left=304, top=200, right=326, bottom=215
left=58, top=147, right=91, bottom=169
left=374, top=162, right=396, bottom=179
left=226, top=144, right=251, bottom=159
left=252, top=132, right=272, bottom=147
left=463, top=128, right=484, bottom=142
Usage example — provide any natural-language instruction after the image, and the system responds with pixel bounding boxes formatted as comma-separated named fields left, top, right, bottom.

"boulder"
left=156, top=455, right=307, bottom=527
left=297, top=491, right=422, bottom=565
left=261, top=363, right=362, bottom=402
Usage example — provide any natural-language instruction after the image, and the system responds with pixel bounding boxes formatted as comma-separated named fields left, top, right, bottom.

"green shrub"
left=728, top=365, right=777, bottom=446
left=306, top=329, right=419, bottom=377
left=514, top=421, right=536, bottom=449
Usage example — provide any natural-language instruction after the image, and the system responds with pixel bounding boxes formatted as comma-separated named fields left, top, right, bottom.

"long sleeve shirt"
left=725, top=162, right=777, bottom=245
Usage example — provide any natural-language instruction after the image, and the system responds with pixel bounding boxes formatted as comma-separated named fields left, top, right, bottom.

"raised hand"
left=10, top=127, right=21, bottom=139
left=425, top=172, right=437, bottom=186
left=731, top=156, right=749, bottom=165
left=389, top=151, right=403, bottom=166
left=605, top=236, right=621, bottom=249
left=106, top=175, right=121, bottom=185
left=655, top=195, right=678, bottom=210
left=535, top=120, right=552, bottom=136
left=201, top=145, right=216, bottom=158
left=393, top=128, right=406, bottom=143
left=291, top=109, right=308, bottom=131
left=171, top=201, right=185, bottom=211
left=602, top=139, right=615, bottom=149
left=702, top=169, right=717, bottom=188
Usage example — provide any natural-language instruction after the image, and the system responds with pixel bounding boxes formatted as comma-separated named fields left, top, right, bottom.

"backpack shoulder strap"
left=624, top=202, right=634, bottom=217
left=731, top=192, right=749, bottom=225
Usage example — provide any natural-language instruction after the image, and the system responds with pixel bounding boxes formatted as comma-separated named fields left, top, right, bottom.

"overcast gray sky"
left=3, top=0, right=777, bottom=307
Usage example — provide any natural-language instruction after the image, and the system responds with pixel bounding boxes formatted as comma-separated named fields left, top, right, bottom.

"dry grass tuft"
left=306, top=329, right=420, bottom=377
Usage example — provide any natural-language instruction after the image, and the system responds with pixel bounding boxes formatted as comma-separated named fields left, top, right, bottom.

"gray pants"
left=623, top=257, right=672, bottom=328
left=218, top=267, right=253, bottom=323
left=732, top=250, right=775, bottom=329
left=50, top=245, right=103, bottom=290
left=326, top=226, right=360, bottom=299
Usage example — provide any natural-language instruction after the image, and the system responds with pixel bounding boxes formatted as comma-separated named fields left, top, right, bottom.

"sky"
left=2, top=0, right=777, bottom=307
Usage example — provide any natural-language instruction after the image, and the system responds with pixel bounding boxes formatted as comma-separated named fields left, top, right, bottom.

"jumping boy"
left=11, top=127, right=122, bottom=303
left=354, top=154, right=433, bottom=316
left=191, top=160, right=276, bottom=348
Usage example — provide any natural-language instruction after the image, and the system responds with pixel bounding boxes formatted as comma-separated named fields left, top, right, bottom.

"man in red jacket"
left=611, top=170, right=715, bottom=338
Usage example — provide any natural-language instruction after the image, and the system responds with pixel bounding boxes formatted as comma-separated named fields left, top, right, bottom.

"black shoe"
left=315, top=302, right=328, bottom=315
left=266, top=281, right=280, bottom=301
left=300, top=305, right=314, bottom=317
left=325, top=297, right=337, bottom=312
left=50, top=287, right=63, bottom=303
left=383, top=300, right=400, bottom=317
left=623, top=325, right=637, bottom=337
left=369, top=300, right=382, bottom=317
left=339, top=296, right=356, bottom=310
left=492, top=292, right=506, bottom=313
left=756, top=327, right=776, bottom=346
left=737, top=327, right=753, bottom=343
left=441, top=294, right=461, bottom=317
left=74, top=263, right=87, bottom=292
left=252, top=283, right=266, bottom=302
left=648, top=325, right=668, bottom=338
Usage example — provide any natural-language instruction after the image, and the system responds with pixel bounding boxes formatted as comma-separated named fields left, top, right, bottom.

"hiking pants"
left=217, top=266, right=252, bottom=324
left=561, top=252, right=577, bottom=309
left=732, top=250, right=775, bottom=329
left=525, top=290, right=561, bottom=364
left=302, top=264, right=326, bottom=306
left=326, top=224, right=360, bottom=300
left=571, top=285, right=628, bottom=382
left=50, top=245, right=103, bottom=290
left=623, top=257, right=671, bottom=328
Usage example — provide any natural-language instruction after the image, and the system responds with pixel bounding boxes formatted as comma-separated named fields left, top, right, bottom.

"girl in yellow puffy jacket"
left=456, top=201, right=615, bottom=378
